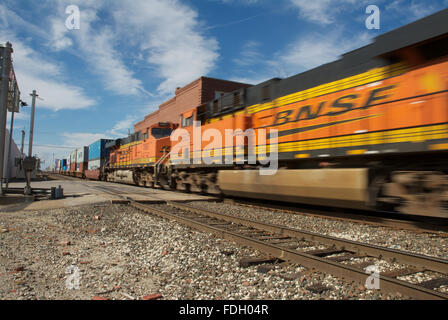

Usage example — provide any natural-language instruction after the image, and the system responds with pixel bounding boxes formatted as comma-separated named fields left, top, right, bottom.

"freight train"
left=60, top=10, right=448, bottom=218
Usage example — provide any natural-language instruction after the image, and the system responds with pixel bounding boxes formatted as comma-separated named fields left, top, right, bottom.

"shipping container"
left=70, top=149, right=77, bottom=171
left=88, top=159, right=101, bottom=171
left=77, top=147, right=89, bottom=164
left=77, top=162, right=88, bottom=173
left=75, top=147, right=88, bottom=172
left=61, top=159, right=67, bottom=172
left=88, top=139, right=113, bottom=169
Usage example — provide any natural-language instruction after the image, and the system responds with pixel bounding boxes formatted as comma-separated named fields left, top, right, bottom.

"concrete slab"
left=23, top=194, right=111, bottom=211
left=1, top=179, right=218, bottom=211
left=7, top=180, right=96, bottom=195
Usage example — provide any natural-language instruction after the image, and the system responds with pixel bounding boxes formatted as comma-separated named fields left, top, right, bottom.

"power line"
left=21, top=144, right=77, bottom=149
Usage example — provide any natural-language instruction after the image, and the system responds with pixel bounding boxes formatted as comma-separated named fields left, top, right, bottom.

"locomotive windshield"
left=151, top=128, right=173, bottom=139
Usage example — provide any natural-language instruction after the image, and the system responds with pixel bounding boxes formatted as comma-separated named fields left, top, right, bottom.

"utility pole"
left=20, top=130, right=25, bottom=155
left=24, top=90, right=38, bottom=195
left=0, top=42, right=13, bottom=195
left=28, top=90, right=38, bottom=157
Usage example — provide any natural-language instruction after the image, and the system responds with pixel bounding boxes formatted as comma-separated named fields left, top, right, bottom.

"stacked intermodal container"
left=65, top=158, right=68, bottom=174
left=70, top=150, right=77, bottom=175
left=61, top=159, right=67, bottom=173
left=66, top=156, right=70, bottom=175
left=76, top=147, right=89, bottom=178
left=86, top=139, right=113, bottom=180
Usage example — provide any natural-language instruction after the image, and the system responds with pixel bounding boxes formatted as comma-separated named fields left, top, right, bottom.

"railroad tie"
left=419, top=277, right=448, bottom=290
left=239, top=257, right=281, bottom=268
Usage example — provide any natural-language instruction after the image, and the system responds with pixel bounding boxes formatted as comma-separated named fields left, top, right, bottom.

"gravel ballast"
left=187, top=201, right=448, bottom=260
left=0, top=203, right=407, bottom=300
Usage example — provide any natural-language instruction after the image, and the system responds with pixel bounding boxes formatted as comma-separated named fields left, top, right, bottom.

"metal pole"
left=20, top=130, right=25, bottom=155
left=0, top=42, right=13, bottom=195
left=24, top=91, right=37, bottom=196
left=28, top=90, right=37, bottom=157
left=4, top=109, right=14, bottom=190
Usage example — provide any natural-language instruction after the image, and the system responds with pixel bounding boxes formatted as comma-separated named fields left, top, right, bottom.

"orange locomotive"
left=105, top=122, right=176, bottom=186
left=106, top=9, right=448, bottom=218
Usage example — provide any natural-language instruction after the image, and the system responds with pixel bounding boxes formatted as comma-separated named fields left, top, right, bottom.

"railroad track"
left=52, top=173, right=448, bottom=234
left=225, top=198, right=448, bottom=235
left=48, top=174, right=80, bottom=181
left=94, top=185, right=448, bottom=300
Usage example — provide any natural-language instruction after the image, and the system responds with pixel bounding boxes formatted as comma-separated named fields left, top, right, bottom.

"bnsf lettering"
left=327, top=94, right=358, bottom=116
left=273, top=110, right=294, bottom=125
left=272, top=85, right=396, bottom=126
left=363, top=85, right=396, bottom=109
left=295, top=101, right=326, bottom=121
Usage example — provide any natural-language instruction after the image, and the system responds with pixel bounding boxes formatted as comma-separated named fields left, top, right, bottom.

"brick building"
left=134, top=77, right=251, bottom=134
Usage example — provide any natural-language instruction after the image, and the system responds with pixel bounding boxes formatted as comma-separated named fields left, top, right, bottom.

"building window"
left=182, top=116, right=194, bottom=127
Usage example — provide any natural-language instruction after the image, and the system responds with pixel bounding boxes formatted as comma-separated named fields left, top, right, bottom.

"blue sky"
left=1, top=0, right=447, bottom=167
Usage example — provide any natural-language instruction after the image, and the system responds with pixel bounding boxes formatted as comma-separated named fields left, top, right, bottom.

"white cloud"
left=49, top=17, right=72, bottom=51
left=78, top=27, right=144, bottom=96
left=233, top=41, right=263, bottom=66
left=3, top=35, right=96, bottom=111
left=43, top=0, right=219, bottom=97
left=269, top=30, right=371, bottom=77
left=385, top=0, right=445, bottom=21
left=290, top=0, right=334, bottom=24
left=61, top=132, right=111, bottom=150
left=221, top=0, right=261, bottom=3
left=18, top=73, right=96, bottom=111
left=229, top=29, right=372, bottom=82
left=0, top=4, right=50, bottom=40
left=112, top=0, right=219, bottom=95
left=0, top=5, right=96, bottom=111
left=44, top=115, right=138, bottom=167
left=289, top=0, right=360, bottom=25
left=14, top=49, right=59, bottom=78
left=3, top=0, right=220, bottom=100
left=108, top=115, right=140, bottom=137
left=42, top=3, right=145, bottom=97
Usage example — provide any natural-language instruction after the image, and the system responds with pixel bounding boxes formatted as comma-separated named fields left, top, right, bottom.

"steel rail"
left=225, top=198, right=448, bottom=234
left=124, top=199, right=447, bottom=300
left=78, top=184, right=448, bottom=299
left=53, top=173, right=448, bottom=234
left=167, top=202, right=448, bottom=274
